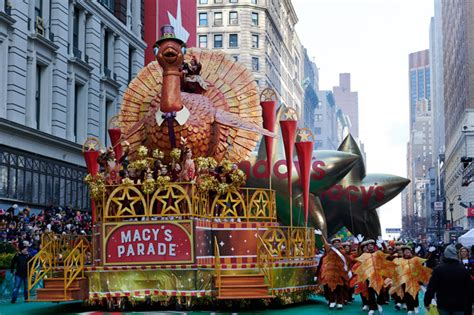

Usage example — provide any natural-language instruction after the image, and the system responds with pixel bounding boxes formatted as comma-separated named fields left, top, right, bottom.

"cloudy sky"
left=292, top=0, right=434, bottom=238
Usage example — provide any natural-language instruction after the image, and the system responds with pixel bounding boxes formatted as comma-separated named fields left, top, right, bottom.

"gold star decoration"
left=297, top=127, right=314, bottom=142
left=112, top=187, right=142, bottom=216
left=216, top=192, right=245, bottom=218
left=264, top=229, right=287, bottom=256
left=281, top=107, right=298, bottom=120
left=250, top=190, right=269, bottom=218
left=156, top=186, right=187, bottom=215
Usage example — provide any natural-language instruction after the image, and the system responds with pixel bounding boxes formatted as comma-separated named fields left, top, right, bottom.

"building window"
left=128, top=46, right=135, bottom=82
left=232, top=55, right=239, bottom=61
left=251, top=0, right=257, bottom=4
left=0, top=146, right=90, bottom=209
left=73, top=7, right=80, bottom=55
left=251, top=12, right=258, bottom=26
left=35, top=0, right=42, bottom=19
left=214, top=34, right=223, bottom=48
left=104, top=29, right=110, bottom=74
left=252, top=34, right=259, bottom=48
left=105, top=100, right=114, bottom=147
left=35, top=65, right=42, bottom=130
left=199, top=35, right=208, bottom=48
left=214, top=0, right=223, bottom=3
left=214, top=12, right=223, bottom=26
left=229, top=34, right=238, bottom=48
left=229, top=0, right=238, bottom=3
left=315, top=114, right=323, bottom=121
left=199, top=12, right=208, bottom=26
left=315, top=127, right=322, bottom=135
left=199, top=0, right=208, bottom=4
left=229, top=11, right=238, bottom=25
left=74, top=84, right=83, bottom=141
left=251, top=57, right=259, bottom=71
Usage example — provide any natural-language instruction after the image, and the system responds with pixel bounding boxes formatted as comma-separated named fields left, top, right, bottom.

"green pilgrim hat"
left=156, top=24, right=185, bottom=46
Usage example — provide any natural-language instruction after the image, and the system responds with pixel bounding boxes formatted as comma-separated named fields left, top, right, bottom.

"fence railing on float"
left=214, top=236, right=222, bottom=297
left=257, top=226, right=316, bottom=260
left=27, top=240, right=53, bottom=301
left=98, top=183, right=277, bottom=222
left=256, top=234, right=274, bottom=295
left=28, top=234, right=91, bottom=301
left=63, top=239, right=86, bottom=299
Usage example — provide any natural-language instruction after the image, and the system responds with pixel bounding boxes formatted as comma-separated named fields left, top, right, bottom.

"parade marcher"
left=342, top=241, right=355, bottom=304
left=319, top=237, right=352, bottom=310
left=352, top=239, right=396, bottom=315
left=10, top=243, right=31, bottom=303
left=424, top=245, right=473, bottom=315
left=459, top=246, right=474, bottom=280
left=390, top=245, right=431, bottom=315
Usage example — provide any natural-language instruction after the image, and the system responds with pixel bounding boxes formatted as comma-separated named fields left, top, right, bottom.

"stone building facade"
left=196, top=0, right=304, bottom=117
left=0, top=0, right=145, bottom=210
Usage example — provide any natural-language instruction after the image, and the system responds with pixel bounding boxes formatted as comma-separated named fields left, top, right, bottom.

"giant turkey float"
left=26, top=25, right=409, bottom=310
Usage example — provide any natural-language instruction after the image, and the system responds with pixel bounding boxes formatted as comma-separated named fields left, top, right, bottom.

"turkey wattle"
left=119, top=38, right=274, bottom=163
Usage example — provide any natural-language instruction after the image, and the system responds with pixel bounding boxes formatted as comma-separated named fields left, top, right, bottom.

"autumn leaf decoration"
left=320, top=251, right=350, bottom=290
left=353, top=251, right=396, bottom=294
left=390, top=257, right=431, bottom=299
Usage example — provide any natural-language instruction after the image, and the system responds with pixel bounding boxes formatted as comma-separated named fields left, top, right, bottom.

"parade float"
left=25, top=25, right=409, bottom=310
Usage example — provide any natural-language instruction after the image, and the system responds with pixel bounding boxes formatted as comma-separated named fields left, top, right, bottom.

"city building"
left=429, top=0, right=446, bottom=236
left=408, top=50, right=430, bottom=129
left=332, top=73, right=359, bottom=139
left=404, top=49, right=433, bottom=238
left=302, top=48, right=319, bottom=135
left=143, top=0, right=197, bottom=64
left=0, top=0, right=146, bottom=210
left=314, top=90, right=349, bottom=150
left=442, top=0, right=474, bottom=231
left=196, top=0, right=304, bottom=117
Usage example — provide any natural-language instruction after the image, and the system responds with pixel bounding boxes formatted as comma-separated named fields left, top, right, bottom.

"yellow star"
left=112, top=187, right=142, bottom=216
left=265, top=229, right=286, bottom=256
left=217, top=192, right=244, bottom=218
left=86, top=142, right=96, bottom=151
left=298, top=130, right=311, bottom=142
left=252, top=191, right=269, bottom=217
left=282, top=107, right=298, bottom=120
left=157, top=186, right=186, bottom=215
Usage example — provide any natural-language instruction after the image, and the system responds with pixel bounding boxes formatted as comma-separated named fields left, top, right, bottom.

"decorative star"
left=296, top=127, right=314, bottom=142
left=156, top=186, right=186, bottom=215
left=216, top=192, right=244, bottom=218
left=251, top=191, right=269, bottom=217
left=281, top=107, right=298, bottom=120
left=86, top=142, right=96, bottom=151
left=112, top=187, right=142, bottom=216
left=317, top=134, right=410, bottom=238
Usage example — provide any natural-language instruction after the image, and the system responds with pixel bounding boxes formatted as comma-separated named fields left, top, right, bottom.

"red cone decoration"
left=295, top=137, right=314, bottom=225
left=261, top=91, right=277, bottom=173
left=108, top=127, right=123, bottom=160
left=280, top=120, right=298, bottom=198
left=83, top=150, right=100, bottom=176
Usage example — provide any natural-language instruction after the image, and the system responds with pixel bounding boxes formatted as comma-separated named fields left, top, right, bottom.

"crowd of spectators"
left=0, top=204, right=92, bottom=253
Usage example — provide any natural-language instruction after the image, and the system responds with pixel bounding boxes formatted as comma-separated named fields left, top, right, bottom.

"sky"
left=292, top=0, right=434, bottom=238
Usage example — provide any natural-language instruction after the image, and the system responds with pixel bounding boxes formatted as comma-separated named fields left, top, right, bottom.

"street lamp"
left=445, top=194, right=461, bottom=228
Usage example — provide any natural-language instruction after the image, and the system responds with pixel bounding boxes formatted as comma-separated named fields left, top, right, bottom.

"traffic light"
left=461, top=156, right=473, bottom=169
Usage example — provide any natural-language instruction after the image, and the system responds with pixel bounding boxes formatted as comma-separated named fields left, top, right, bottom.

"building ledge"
left=28, top=33, right=59, bottom=52
left=0, top=117, right=82, bottom=155
left=101, top=73, right=121, bottom=90
left=69, top=56, right=94, bottom=73
left=0, top=11, right=15, bottom=27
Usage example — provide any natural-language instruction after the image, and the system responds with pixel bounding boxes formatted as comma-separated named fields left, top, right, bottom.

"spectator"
left=424, top=245, right=473, bottom=315
left=459, top=246, right=474, bottom=280
left=10, top=243, right=30, bottom=303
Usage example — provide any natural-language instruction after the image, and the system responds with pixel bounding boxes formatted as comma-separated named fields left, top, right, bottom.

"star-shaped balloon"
left=317, top=134, right=410, bottom=238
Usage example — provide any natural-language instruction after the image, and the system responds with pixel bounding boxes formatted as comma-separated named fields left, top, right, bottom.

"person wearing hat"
left=341, top=241, right=356, bottom=304
left=10, top=243, right=31, bottom=303
left=319, top=236, right=353, bottom=310
left=354, top=239, right=389, bottom=314
left=391, top=245, right=431, bottom=314
left=424, top=245, right=473, bottom=315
